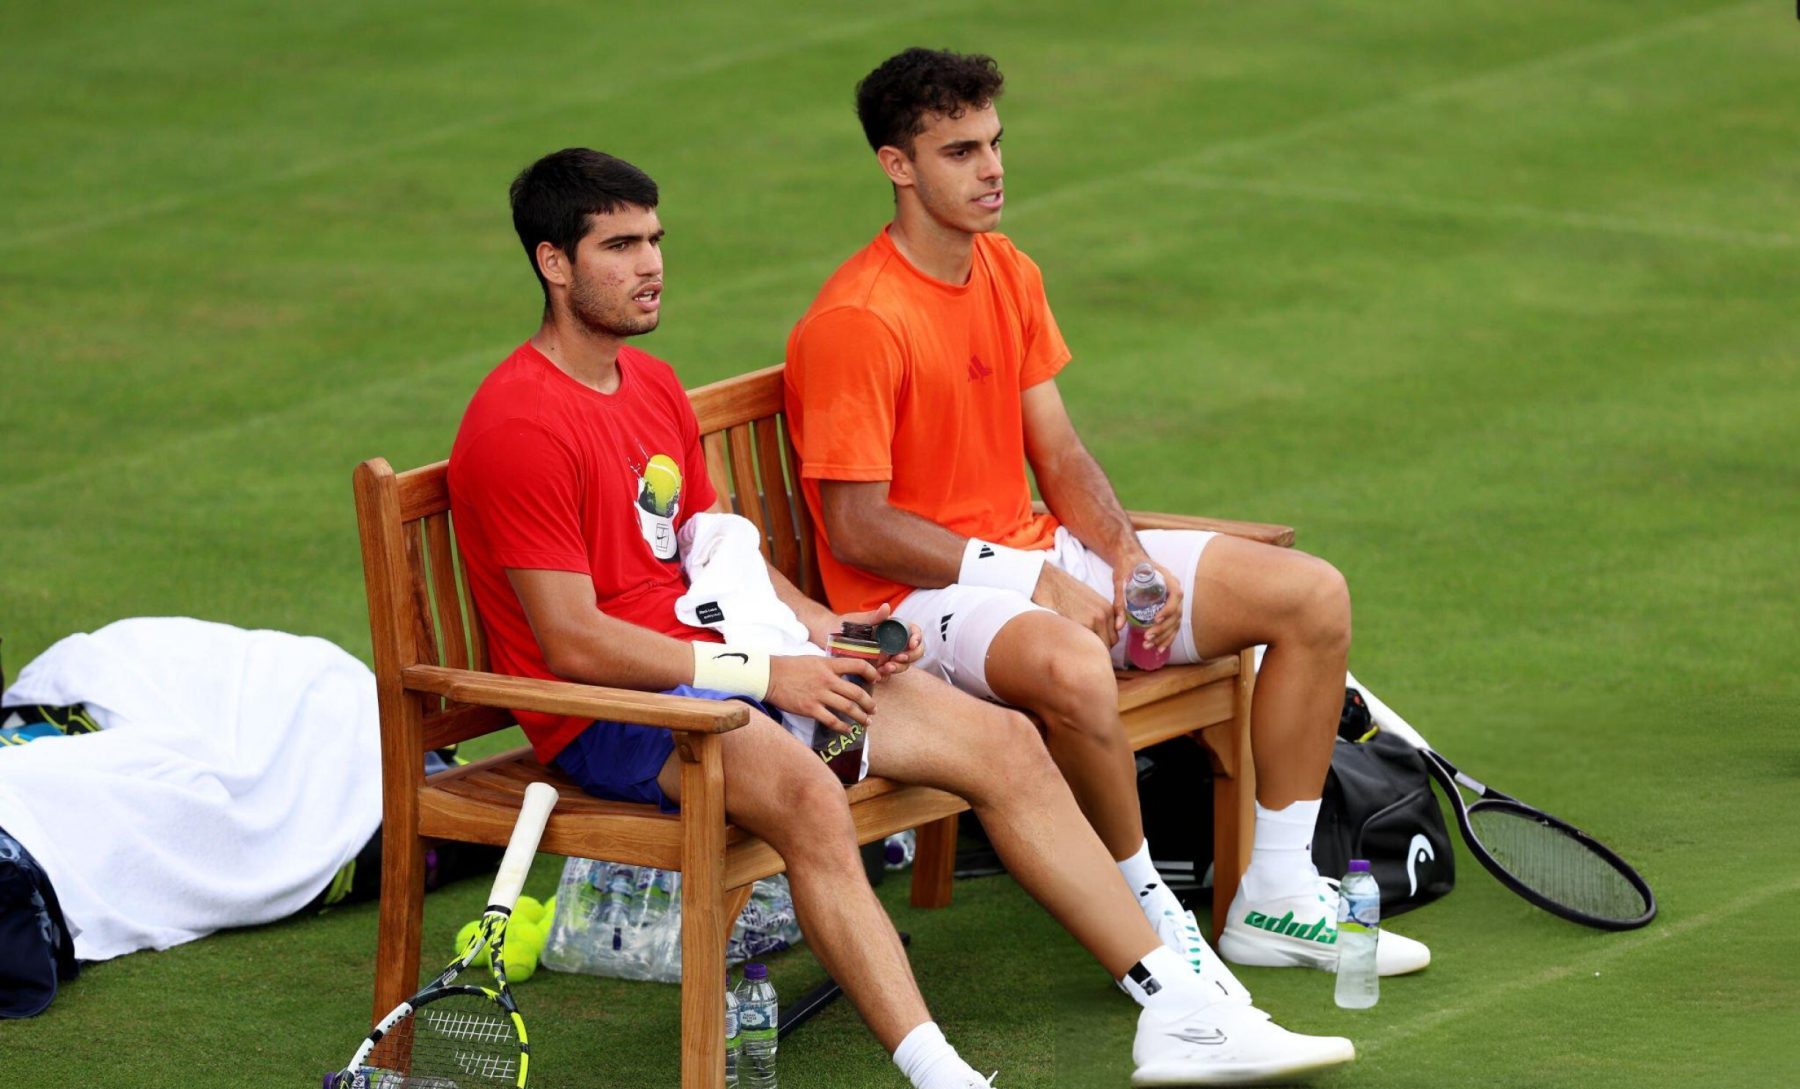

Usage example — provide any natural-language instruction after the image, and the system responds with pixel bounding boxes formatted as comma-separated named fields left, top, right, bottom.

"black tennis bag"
left=1311, top=689, right=1455, bottom=917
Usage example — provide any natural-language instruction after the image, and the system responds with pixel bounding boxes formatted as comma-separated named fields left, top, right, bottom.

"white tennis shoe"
left=1131, top=1001, right=1355, bottom=1086
left=1154, top=907, right=1253, bottom=1006
left=1218, top=876, right=1430, bottom=976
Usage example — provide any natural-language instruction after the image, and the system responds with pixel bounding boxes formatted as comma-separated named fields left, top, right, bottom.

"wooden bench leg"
left=372, top=805, right=425, bottom=1024
left=1208, top=650, right=1258, bottom=941
left=679, top=736, right=728, bottom=1089
left=910, top=815, right=957, bottom=909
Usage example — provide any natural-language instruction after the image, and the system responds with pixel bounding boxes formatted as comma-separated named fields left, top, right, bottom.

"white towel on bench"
left=0, top=618, right=381, bottom=962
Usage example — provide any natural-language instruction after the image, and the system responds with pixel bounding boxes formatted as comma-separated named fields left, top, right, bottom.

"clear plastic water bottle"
left=725, top=974, right=742, bottom=1088
left=883, top=829, right=916, bottom=870
left=736, top=961, right=779, bottom=1088
left=1124, top=562, right=1171, bottom=671
left=1334, top=860, right=1380, bottom=1009
left=598, top=864, right=636, bottom=954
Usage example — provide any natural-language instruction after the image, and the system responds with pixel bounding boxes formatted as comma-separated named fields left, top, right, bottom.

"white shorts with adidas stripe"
left=890, top=526, right=1218, bottom=700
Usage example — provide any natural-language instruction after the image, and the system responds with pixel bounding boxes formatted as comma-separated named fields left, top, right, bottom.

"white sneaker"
left=1131, top=1002, right=1354, bottom=1086
left=1155, top=908, right=1253, bottom=1006
left=1218, top=876, right=1430, bottom=976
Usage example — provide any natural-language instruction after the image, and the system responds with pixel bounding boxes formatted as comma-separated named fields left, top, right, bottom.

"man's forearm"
left=833, top=502, right=970, bottom=589
left=538, top=612, right=702, bottom=692
left=1036, top=444, right=1144, bottom=568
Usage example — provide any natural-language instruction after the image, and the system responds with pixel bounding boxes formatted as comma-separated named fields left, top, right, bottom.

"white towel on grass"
left=0, top=617, right=381, bottom=962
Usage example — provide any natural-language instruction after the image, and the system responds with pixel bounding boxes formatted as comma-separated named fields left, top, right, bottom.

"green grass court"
left=3, top=1, right=1797, bottom=1085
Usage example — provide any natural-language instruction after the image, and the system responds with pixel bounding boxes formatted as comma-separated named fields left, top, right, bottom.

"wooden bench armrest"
left=1029, top=501, right=1295, bottom=547
left=402, top=665, right=751, bottom=733
left=1127, top=509, right=1295, bottom=547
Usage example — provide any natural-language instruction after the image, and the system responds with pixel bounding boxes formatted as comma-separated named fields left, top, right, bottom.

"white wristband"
left=691, top=643, right=771, bottom=700
left=958, top=537, right=1047, bottom=597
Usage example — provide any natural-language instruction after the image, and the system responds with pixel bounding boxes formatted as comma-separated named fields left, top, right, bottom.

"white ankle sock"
left=894, top=1021, right=985, bottom=1089
left=1241, top=798, right=1322, bottom=901
left=1118, top=839, right=1186, bottom=921
left=1119, top=945, right=1219, bottom=1015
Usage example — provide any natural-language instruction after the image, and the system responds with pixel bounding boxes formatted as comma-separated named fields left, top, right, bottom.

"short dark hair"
left=509, top=148, right=659, bottom=297
left=855, top=47, right=1005, bottom=154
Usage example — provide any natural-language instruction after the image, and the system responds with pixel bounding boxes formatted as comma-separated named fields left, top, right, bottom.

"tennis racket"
left=327, top=781, right=559, bottom=1089
left=1350, top=678, right=1657, bottom=931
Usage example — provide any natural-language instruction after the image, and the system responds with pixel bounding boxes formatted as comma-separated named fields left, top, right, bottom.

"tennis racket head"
left=1419, top=749, right=1657, bottom=930
left=1462, top=796, right=1657, bottom=930
left=348, top=983, right=528, bottom=1087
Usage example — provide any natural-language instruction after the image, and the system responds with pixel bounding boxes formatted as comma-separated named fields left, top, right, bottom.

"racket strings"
left=365, top=992, right=521, bottom=1084
left=1468, top=806, right=1649, bottom=920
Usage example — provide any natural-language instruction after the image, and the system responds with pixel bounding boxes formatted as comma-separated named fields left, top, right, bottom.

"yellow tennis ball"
left=542, top=895, right=557, bottom=923
left=502, top=915, right=544, bottom=958
left=507, top=945, right=538, bottom=983
left=642, top=455, right=681, bottom=515
left=514, top=895, right=545, bottom=925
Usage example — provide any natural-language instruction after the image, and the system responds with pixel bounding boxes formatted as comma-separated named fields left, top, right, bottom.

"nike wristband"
left=691, top=643, right=771, bottom=700
left=958, top=537, right=1047, bottom=597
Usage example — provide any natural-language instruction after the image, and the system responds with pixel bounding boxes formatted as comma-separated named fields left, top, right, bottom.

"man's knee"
left=1032, top=628, right=1120, bottom=723
left=991, top=615, right=1115, bottom=709
left=1293, top=556, right=1352, bottom=653
left=961, top=705, right=1061, bottom=801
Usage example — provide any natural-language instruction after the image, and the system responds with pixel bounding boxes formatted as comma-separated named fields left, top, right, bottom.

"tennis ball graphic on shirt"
left=639, top=454, right=682, bottom=516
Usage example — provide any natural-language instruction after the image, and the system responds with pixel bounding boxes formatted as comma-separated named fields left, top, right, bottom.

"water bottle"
left=725, top=975, right=742, bottom=1088
left=598, top=864, right=636, bottom=954
left=883, top=829, right=917, bottom=871
left=736, top=961, right=779, bottom=1088
left=1334, top=860, right=1380, bottom=1009
left=1124, top=562, right=1171, bottom=671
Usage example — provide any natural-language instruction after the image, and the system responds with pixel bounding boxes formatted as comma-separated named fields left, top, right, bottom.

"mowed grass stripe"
left=0, top=5, right=947, bottom=252
left=0, top=3, right=1761, bottom=503
left=1144, top=173, right=1800, bottom=251
left=1359, top=874, right=1800, bottom=1058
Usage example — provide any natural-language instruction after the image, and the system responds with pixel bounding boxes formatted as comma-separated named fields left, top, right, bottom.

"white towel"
left=673, top=515, right=872, bottom=778
left=0, top=618, right=382, bottom=962
left=674, top=513, right=816, bottom=655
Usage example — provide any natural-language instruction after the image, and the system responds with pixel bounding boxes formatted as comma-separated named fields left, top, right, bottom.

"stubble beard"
left=568, top=275, right=658, bottom=339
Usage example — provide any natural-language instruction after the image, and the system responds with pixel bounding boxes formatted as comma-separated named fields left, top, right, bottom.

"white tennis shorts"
left=891, top=527, right=1217, bottom=700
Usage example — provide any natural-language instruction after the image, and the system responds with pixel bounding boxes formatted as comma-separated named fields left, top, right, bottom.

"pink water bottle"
left=1125, top=562, right=1171, bottom=671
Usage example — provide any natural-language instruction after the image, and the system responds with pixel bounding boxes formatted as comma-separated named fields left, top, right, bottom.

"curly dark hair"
left=855, top=47, right=1005, bottom=154
left=509, top=148, right=658, bottom=300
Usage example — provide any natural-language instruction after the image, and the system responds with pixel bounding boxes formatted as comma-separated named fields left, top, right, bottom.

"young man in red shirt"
left=785, top=49, right=1430, bottom=989
left=450, top=148, right=1354, bottom=1087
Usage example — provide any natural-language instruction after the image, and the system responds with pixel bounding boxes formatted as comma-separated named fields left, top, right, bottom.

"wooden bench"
left=353, top=362, right=1293, bottom=1089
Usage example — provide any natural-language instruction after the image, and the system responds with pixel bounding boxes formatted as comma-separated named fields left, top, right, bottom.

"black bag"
left=0, top=826, right=79, bottom=1019
left=1311, top=689, right=1454, bottom=917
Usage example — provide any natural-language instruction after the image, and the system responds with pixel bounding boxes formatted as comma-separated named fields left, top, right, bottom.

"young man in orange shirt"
left=785, top=49, right=1430, bottom=987
left=450, top=147, right=1354, bottom=1088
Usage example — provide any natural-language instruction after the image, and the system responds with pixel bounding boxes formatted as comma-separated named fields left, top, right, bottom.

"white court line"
left=0, top=2, right=1763, bottom=500
left=0, top=7, right=939, bottom=253
left=1359, top=874, right=1800, bottom=1057
left=1145, top=172, right=1800, bottom=250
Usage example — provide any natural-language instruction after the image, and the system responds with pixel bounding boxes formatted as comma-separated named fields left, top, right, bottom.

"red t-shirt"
left=785, top=229, right=1073, bottom=613
left=448, top=342, right=719, bottom=761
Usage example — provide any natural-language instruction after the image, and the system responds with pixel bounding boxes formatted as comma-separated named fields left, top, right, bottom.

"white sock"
left=1241, top=798, right=1322, bottom=901
left=894, top=1021, right=986, bottom=1089
left=1118, top=839, right=1187, bottom=921
left=1119, top=945, right=1220, bottom=1016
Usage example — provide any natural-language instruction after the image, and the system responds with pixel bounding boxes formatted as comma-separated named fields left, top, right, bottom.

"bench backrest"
left=352, top=363, right=813, bottom=756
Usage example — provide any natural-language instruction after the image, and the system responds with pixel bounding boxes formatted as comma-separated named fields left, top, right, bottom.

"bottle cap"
left=744, top=961, right=768, bottom=980
left=1348, top=859, right=1371, bottom=872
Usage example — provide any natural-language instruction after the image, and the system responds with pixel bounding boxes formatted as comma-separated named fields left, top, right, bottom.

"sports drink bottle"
left=1334, top=860, right=1380, bottom=1009
left=1125, top=562, right=1171, bottom=671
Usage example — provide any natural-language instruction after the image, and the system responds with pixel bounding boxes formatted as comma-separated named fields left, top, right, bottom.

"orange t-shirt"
left=785, top=228, right=1072, bottom=613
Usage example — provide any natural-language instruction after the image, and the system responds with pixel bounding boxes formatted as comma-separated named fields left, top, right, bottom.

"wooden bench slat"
left=424, top=512, right=469, bottom=671
left=725, top=423, right=767, bottom=541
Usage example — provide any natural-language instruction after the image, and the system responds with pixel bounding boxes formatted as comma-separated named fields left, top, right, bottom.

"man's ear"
left=875, top=145, right=915, bottom=190
left=535, top=240, right=573, bottom=288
